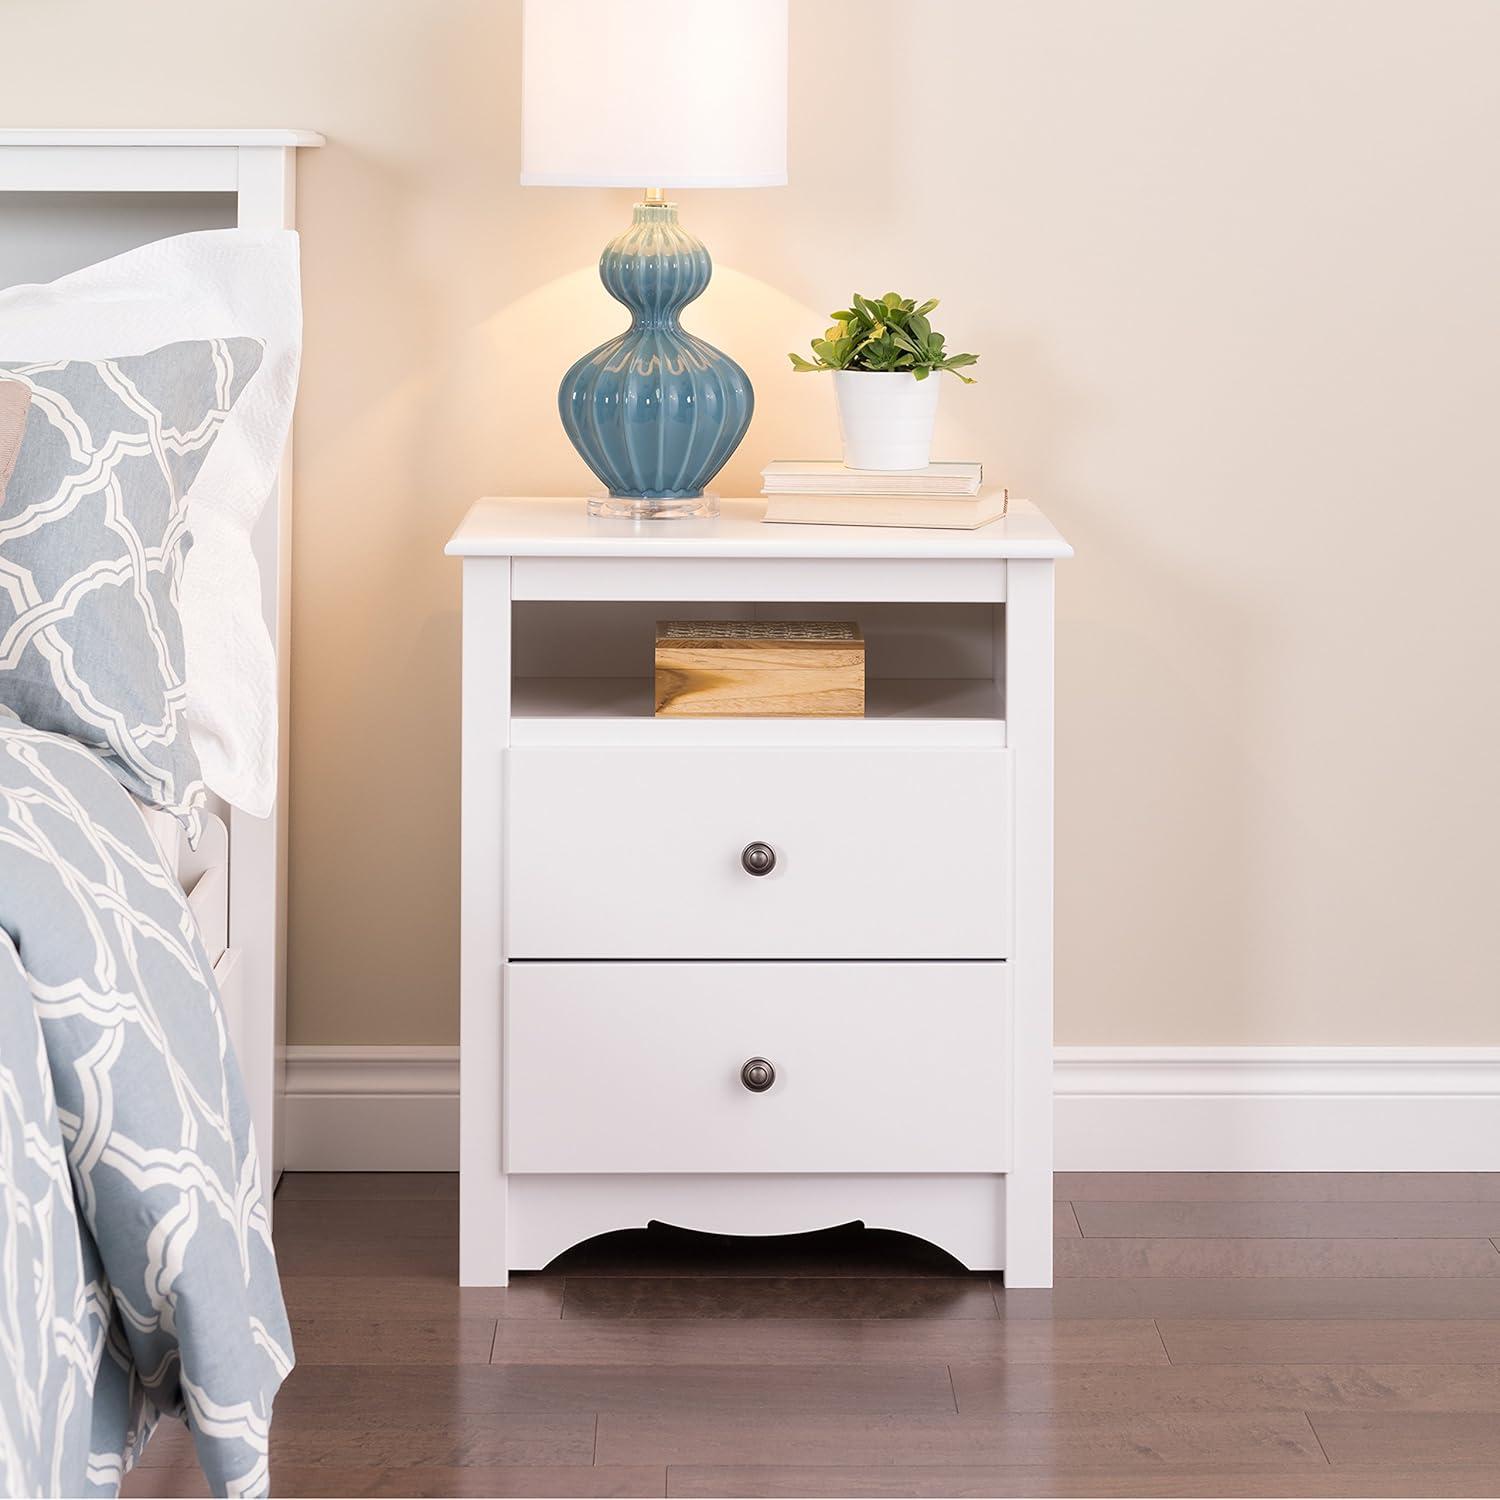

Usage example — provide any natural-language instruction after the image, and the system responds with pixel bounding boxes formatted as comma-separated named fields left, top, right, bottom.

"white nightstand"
left=446, top=496, right=1071, bottom=1287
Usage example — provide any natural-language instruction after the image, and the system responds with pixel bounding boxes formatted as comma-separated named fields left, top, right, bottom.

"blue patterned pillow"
left=0, top=339, right=263, bottom=841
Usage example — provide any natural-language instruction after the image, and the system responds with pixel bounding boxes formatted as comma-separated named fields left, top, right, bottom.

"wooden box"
left=654, top=620, right=865, bottom=717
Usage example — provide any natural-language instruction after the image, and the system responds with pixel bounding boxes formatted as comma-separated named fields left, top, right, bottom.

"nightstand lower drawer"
left=503, top=961, right=1009, bottom=1174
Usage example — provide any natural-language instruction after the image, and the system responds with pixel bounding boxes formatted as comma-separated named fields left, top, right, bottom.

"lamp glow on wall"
left=522, top=0, right=789, bottom=519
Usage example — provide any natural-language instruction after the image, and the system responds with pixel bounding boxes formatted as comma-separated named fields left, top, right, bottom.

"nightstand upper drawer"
left=506, top=746, right=1010, bottom=959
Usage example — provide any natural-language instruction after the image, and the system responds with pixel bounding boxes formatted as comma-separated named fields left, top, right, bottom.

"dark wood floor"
left=122, top=1173, right=1500, bottom=1498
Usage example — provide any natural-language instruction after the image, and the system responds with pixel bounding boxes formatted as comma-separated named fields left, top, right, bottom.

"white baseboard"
left=283, top=1046, right=458, bottom=1171
left=1055, top=1047, right=1500, bottom=1171
left=282, top=1045, right=1500, bottom=1173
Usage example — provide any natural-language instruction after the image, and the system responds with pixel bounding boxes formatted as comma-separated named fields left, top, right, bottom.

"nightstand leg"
left=1003, top=1167, right=1055, bottom=1287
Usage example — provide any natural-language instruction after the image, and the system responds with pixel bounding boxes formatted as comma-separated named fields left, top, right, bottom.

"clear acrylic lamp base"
left=587, top=492, right=720, bottom=521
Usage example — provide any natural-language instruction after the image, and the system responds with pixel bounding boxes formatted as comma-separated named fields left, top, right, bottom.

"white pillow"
left=0, top=229, right=301, bottom=816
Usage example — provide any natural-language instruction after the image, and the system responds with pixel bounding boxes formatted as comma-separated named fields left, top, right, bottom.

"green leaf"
left=787, top=352, right=822, bottom=372
left=913, top=366, right=930, bottom=380
left=915, top=298, right=939, bottom=316
left=938, top=350, right=978, bottom=383
left=908, top=313, right=930, bottom=343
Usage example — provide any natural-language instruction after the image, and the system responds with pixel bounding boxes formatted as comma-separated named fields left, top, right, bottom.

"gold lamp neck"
left=643, top=187, right=667, bottom=204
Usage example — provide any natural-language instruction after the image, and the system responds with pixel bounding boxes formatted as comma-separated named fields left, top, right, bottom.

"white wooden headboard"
left=0, top=129, right=324, bottom=1189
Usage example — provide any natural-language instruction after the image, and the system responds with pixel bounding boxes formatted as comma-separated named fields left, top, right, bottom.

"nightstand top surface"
left=447, top=496, right=1072, bottom=559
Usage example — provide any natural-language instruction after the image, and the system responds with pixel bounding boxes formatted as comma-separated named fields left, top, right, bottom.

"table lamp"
left=522, top=0, right=789, bottom=519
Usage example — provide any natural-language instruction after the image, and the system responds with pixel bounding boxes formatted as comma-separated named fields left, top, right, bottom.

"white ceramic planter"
left=833, top=371, right=941, bottom=470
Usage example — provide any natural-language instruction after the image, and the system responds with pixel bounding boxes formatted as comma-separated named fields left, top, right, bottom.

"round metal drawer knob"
left=741, top=841, right=776, bottom=876
left=741, top=1057, right=776, bottom=1093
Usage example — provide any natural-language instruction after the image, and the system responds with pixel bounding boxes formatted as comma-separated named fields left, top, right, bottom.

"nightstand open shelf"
left=509, top=592, right=1007, bottom=741
left=448, top=495, right=1070, bottom=1288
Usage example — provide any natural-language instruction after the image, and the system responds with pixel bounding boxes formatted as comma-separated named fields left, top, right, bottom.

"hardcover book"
left=761, top=489, right=1010, bottom=531
left=761, top=459, right=983, bottom=497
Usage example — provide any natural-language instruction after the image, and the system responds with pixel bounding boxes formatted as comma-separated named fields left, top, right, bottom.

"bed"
left=0, top=129, right=323, bottom=1186
left=0, top=130, right=322, bottom=1498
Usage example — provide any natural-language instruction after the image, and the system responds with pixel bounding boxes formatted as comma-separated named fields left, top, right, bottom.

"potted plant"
left=788, top=292, right=978, bottom=470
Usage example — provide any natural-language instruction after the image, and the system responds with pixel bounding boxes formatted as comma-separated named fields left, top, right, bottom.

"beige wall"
left=5, top=1, right=1497, bottom=1046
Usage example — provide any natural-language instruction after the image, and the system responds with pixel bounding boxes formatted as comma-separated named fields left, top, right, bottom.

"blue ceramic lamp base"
left=559, top=201, right=753, bottom=520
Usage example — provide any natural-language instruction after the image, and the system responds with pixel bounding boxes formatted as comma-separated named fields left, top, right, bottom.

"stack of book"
left=760, top=460, right=1007, bottom=530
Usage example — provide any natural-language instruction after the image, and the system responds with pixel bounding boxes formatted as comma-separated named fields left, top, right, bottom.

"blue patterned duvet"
left=0, top=709, right=291, bottom=1498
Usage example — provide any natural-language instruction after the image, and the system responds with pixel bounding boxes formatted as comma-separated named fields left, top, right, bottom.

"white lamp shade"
left=521, top=0, right=788, bottom=189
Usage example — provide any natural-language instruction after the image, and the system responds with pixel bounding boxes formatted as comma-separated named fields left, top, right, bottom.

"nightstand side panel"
left=459, top=556, right=513, bottom=1285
